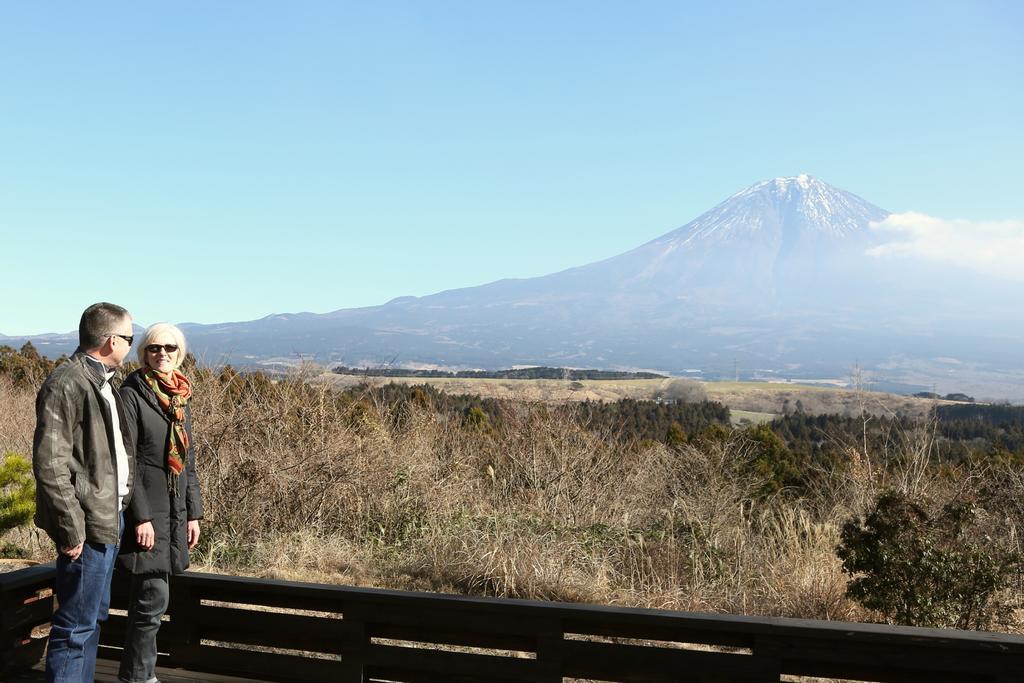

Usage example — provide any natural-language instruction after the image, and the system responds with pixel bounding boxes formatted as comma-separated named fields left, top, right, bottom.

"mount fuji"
left=13, top=175, right=1024, bottom=397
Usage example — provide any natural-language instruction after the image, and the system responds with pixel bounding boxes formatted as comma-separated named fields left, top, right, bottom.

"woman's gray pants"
left=118, top=572, right=169, bottom=683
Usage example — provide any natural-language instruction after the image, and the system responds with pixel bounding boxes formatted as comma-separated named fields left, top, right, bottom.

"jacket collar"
left=124, top=368, right=171, bottom=420
left=72, top=350, right=109, bottom=389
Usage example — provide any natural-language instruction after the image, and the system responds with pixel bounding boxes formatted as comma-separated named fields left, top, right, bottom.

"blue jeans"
left=46, top=528, right=121, bottom=683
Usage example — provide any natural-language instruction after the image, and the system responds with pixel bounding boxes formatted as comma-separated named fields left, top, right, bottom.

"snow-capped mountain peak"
left=657, top=174, right=890, bottom=249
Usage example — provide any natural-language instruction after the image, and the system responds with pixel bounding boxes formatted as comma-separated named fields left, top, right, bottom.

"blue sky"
left=2, top=1, right=1021, bottom=335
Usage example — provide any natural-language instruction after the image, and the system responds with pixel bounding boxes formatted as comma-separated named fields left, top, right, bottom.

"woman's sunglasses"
left=145, top=344, right=179, bottom=354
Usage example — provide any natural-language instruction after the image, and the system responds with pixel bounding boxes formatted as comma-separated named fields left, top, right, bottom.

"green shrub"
left=666, top=421, right=687, bottom=447
left=464, top=406, right=491, bottom=431
left=0, top=452, right=35, bottom=547
left=837, top=490, right=1019, bottom=629
left=745, top=424, right=802, bottom=495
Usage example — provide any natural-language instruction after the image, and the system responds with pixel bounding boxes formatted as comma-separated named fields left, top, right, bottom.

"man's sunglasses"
left=110, top=334, right=135, bottom=346
left=146, top=344, right=179, bottom=354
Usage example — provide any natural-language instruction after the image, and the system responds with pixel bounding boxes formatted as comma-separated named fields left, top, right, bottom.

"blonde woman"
left=117, top=323, right=203, bottom=683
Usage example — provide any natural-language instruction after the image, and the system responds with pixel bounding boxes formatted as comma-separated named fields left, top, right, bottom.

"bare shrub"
left=0, top=376, right=35, bottom=457
left=753, top=506, right=860, bottom=621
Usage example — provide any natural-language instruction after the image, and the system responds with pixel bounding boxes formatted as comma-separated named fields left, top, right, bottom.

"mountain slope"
left=320, top=174, right=894, bottom=334
left=9, top=175, right=1024, bottom=398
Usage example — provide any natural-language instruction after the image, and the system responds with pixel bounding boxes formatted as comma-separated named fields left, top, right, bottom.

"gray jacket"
left=32, top=352, right=135, bottom=548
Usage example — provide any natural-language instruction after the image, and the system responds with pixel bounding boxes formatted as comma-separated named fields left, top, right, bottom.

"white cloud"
left=867, top=212, right=1024, bottom=282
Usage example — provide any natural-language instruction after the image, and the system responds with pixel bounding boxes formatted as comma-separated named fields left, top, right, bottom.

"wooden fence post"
left=534, top=620, right=563, bottom=683
left=165, top=575, right=201, bottom=670
left=339, top=601, right=369, bottom=682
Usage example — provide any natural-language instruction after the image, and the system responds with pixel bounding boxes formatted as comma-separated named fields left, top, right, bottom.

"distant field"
left=318, top=373, right=947, bottom=419
left=703, top=381, right=945, bottom=420
left=320, top=373, right=666, bottom=402
left=729, top=409, right=778, bottom=426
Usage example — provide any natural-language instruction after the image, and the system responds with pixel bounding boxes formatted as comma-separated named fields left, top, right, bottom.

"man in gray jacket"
left=33, top=302, right=136, bottom=683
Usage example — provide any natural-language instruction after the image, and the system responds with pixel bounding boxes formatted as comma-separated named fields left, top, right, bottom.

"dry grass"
left=0, top=376, right=36, bottom=456
left=2, top=369, right=1019, bottom=632
left=318, top=373, right=943, bottom=420
left=704, top=381, right=941, bottom=420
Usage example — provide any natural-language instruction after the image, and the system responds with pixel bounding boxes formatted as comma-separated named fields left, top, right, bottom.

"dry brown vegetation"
left=2, top=369, right=1021, bottom=631
left=190, top=378, right=871, bottom=620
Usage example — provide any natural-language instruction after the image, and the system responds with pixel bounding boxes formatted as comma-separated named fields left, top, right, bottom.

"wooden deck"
left=12, top=659, right=275, bottom=683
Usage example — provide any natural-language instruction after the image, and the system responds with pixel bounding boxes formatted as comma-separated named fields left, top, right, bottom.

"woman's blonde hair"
left=136, top=322, right=188, bottom=370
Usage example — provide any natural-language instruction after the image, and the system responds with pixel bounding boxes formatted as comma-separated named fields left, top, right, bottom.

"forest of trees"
left=341, top=382, right=729, bottom=443
left=332, top=365, right=666, bottom=380
left=934, top=403, right=1024, bottom=455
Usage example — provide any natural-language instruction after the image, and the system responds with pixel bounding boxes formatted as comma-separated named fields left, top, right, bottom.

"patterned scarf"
left=140, top=368, right=193, bottom=494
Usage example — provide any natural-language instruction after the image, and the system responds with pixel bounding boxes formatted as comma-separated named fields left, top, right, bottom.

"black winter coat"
left=117, top=370, right=203, bottom=575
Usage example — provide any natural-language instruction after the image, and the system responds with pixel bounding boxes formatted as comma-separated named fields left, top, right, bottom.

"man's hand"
left=135, top=521, right=155, bottom=550
left=60, top=543, right=84, bottom=560
left=187, top=520, right=201, bottom=549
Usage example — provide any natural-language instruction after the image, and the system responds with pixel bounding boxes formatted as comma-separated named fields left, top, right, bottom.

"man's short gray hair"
left=79, top=302, right=131, bottom=350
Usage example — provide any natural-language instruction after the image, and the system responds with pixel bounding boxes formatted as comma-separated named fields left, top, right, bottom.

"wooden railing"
left=0, top=564, right=53, bottom=677
left=2, top=563, right=1022, bottom=682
